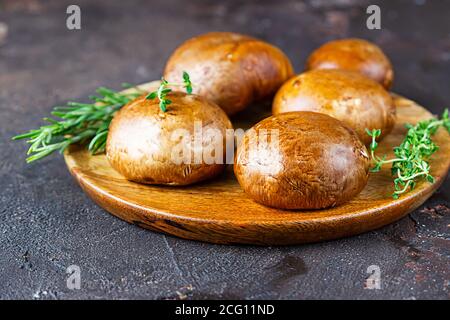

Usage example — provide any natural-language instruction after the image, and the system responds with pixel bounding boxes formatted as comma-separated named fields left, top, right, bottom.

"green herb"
left=14, top=72, right=193, bottom=163
left=12, top=87, right=142, bottom=163
left=146, top=71, right=192, bottom=111
left=367, top=109, right=450, bottom=199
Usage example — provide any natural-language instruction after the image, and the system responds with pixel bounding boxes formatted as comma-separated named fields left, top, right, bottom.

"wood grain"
left=64, top=82, right=450, bottom=245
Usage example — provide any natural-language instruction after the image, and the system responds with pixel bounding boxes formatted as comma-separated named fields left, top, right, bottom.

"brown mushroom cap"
left=305, top=38, right=394, bottom=89
left=272, top=69, right=396, bottom=145
left=106, top=92, right=233, bottom=185
left=234, top=112, right=370, bottom=209
left=163, top=32, right=294, bottom=116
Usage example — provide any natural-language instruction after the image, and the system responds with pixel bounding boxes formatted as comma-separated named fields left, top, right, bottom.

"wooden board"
left=64, top=82, right=450, bottom=245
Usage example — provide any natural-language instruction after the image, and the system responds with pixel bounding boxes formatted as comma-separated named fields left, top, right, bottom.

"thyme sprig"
left=146, top=71, right=192, bottom=112
left=367, top=109, right=450, bottom=199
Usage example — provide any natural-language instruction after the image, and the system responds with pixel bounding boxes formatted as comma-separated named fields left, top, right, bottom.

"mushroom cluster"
left=106, top=32, right=396, bottom=210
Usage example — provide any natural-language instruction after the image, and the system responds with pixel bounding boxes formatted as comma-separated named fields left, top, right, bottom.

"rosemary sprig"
left=146, top=71, right=192, bottom=112
left=367, top=109, right=450, bottom=199
left=13, top=86, right=142, bottom=163
left=14, top=72, right=193, bottom=163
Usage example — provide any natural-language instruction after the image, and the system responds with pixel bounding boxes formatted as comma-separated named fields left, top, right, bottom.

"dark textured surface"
left=1, top=0, right=449, bottom=300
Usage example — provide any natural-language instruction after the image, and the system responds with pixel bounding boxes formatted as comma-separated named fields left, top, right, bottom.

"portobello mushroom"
left=106, top=92, right=232, bottom=185
left=164, top=32, right=294, bottom=116
left=272, top=69, right=396, bottom=145
left=305, top=38, right=394, bottom=89
left=234, top=112, right=370, bottom=209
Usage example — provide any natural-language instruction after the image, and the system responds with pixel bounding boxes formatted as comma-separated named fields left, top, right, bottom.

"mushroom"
left=234, top=112, right=370, bottom=209
left=163, top=32, right=294, bottom=116
left=305, top=38, right=394, bottom=89
left=106, top=92, right=232, bottom=185
left=272, top=69, right=396, bottom=145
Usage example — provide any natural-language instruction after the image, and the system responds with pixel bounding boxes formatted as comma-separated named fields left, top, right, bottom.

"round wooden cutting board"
left=64, top=82, right=450, bottom=245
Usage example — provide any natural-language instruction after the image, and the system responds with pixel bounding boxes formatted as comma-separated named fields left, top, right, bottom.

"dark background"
left=1, top=0, right=449, bottom=299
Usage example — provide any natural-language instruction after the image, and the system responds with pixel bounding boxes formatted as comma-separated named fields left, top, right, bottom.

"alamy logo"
left=66, top=265, right=81, bottom=290
left=366, top=5, right=381, bottom=30
left=66, top=5, right=81, bottom=30
left=365, top=265, right=381, bottom=289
